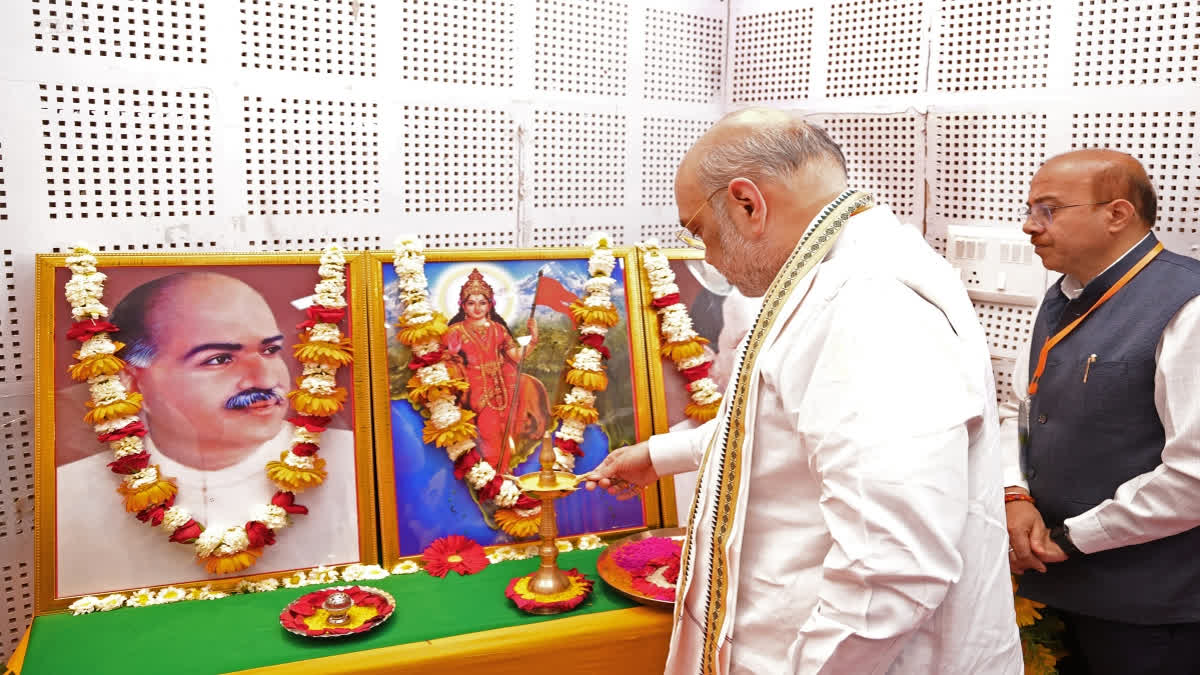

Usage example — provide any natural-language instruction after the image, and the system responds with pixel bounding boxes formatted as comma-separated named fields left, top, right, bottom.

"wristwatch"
left=1049, top=524, right=1083, bottom=557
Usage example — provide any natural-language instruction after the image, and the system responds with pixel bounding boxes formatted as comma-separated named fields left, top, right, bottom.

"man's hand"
left=1030, top=528, right=1069, bottom=564
left=583, top=441, right=659, bottom=500
left=1005, top=487, right=1049, bottom=574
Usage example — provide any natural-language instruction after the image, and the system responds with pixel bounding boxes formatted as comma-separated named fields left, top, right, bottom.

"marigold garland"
left=63, top=243, right=352, bottom=576
left=635, top=241, right=723, bottom=422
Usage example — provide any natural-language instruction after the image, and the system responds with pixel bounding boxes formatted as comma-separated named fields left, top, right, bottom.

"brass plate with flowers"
left=279, top=585, right=396, bottom=638
left=596, top=527, right=685, bottom=607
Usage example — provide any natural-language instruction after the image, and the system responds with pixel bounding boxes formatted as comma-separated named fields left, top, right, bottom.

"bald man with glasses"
left=1002, top=149, right=1200, bottom=674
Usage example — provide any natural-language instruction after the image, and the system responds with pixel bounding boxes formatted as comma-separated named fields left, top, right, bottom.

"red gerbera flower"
left=421, top=535, right=489, bottom=578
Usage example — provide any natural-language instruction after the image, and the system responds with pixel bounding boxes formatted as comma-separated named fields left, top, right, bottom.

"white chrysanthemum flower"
left=677, top=352, right=713, bottom=370
left=580, top=324, right=609, bottom=337
left=340, top=563, right=367, bottom=582
left=586, top=231, right=612, bottom=249
left=253, top=578, right=280, bottom=593
left=404, top=300, right=434, bottom=320
left=492, top=546, right=519, bottom=561
left=563, top=386, right=596, bottom=407
left=556, top=539, right=574, bottom=553
left=522, top=544, right=540, bottom=559
left=281, top=571, right=309, bottom=588
left=691, top=387, right=722, bottom=406
left=577, top=534, right=605, bottom=550
left=320, top=244, right=347, bottom=265
left=466, top=461, right=496, bottom=488
left=357, top=565, right=389, bottom=580
left=588, top=248, right=617, bottom=277
left=650, top=281, right=681, bottom=298
left=646, top=266, right=675, bottom=285
left=309, top=566, right=339, bottom=584
left=486, top=551, right=506, bottom=564
left=199, top=589, right=228, bottom=600
left=412, top=340, right=441, bottom=357
left=78, top=334, right=118, bottom=358
left=418, top=362, right=451, bottom=386
left=234, top=579, right=277, bottom=594
left=216, top=525, right=251, bottom=556
left=250, top=504, right=290, bottom=531
left=69, top=596, right=101, bottom=616
left=494, top=479, right=521, bottom=507
left=555, top=421, right=584, bottom=443
left=194, top=527, right=225, bottom=558
left=571, top=347, right=603, bottom=372
left=582, top=291, right=613, bottom=309
left=317, top=263, right=344, bottom=280
left=291, top=427, right=323, bottom=446
left=583, top=276, right=615, bottom=294
left=554, top=448, right=576, bottom=472
left=126, top=588, right=160, bottom=607
left=315, top=292, right=347, bottom=308
left=315, top=277, right=345, bottom=296
left=307, top=322, right=341, bottom=343
left=391, top=560, right=421, bottom=575
left=156, top=587, right=187, bottom=604
left=125, top=467, right=159, bottom=491
left=110, top=436, right=144, bottom=458
left=398, top=272, right=429, bottom=293
left=636, top=239, right=663, bottom=253
left=429, top=397, right=463, bottom=429
left=71, top=301, right=110, bottom=319
left=66, top=248, right=99, bottom=273
left=88, top=376, right=127, bottom=406
left=283, top=452, right=316, bottom=470
left=446, top=439, right=475, bottom=462
left=160, top=506, right=192, bottom=533
left=300, top=371, right=337, bottom=395
left=98, top=594, right=127, bottom=611
left=393, top=255, right=426, bottom=278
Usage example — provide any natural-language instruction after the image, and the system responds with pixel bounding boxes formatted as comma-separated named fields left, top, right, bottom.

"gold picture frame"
left=366, top=247, right=662, bottom=566
left=34, top=252, right=379, bottom=612
left=636, top=247, right=753, bottom=528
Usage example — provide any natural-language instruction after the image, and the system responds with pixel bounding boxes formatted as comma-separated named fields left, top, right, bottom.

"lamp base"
left=505, top=568, right=594, bottom=615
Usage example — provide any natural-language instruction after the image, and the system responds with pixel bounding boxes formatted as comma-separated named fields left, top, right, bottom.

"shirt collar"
left=1059, top=233, right=1152, bottom=300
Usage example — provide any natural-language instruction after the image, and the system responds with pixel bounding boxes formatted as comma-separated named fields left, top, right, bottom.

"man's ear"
left=1106, top=198, right=1139, bottom=234
left=120, top=366, right=140, bottom=394
left=726, top=178, right=768, bottom=237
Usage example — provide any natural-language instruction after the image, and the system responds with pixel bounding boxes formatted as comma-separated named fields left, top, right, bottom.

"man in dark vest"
left=1004, top=149, right=1200, bottom=674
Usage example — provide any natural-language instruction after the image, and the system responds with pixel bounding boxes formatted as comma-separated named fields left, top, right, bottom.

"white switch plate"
left=947, top=225, right=1049, bottom=306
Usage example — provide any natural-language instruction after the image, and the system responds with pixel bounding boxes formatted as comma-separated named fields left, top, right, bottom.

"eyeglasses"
left=675, top=187, right=724, bottom=250
left=1020, top=200, right=1115, bottom=227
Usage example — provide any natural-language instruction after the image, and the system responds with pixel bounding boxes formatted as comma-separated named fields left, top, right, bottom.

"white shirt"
left=56, top=425, right=361, bottom=597
left=998, top=238, right=1200, bottom=555
left=651, top=205, right=1022, bottom=674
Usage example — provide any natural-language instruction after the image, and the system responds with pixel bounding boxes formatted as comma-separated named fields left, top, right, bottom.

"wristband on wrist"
left=1004, top=492, right=1036, bottom=505
left=1050, top=524, right=1083, bottom=557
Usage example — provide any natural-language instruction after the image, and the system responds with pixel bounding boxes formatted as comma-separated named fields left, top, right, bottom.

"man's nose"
left=1022, top=216, right=1041, bottom=236
left=237, top=353, right=279, bottom=389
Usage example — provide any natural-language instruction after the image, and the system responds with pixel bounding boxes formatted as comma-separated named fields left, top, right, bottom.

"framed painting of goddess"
left=34, top=249, right=378, bottom=611
left=368, top=241, right=663, bottom=562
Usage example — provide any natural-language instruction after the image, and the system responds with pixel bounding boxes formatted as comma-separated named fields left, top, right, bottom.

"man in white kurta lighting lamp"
left=56, top=272, right=359, bottom=597
left=585, top=108, right=1022, bottom=673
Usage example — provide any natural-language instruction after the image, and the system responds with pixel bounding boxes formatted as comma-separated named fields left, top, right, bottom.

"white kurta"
left=651, top=204, right=1022, bottom=674
left=56, top=426, right=362, bottom=597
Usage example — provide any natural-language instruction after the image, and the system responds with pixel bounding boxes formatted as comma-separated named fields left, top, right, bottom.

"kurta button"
left=1037, top=414, right=1048, bottom=424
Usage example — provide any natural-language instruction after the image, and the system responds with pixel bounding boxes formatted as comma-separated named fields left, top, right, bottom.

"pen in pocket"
left=1082, top=354, right=1097, bottom=383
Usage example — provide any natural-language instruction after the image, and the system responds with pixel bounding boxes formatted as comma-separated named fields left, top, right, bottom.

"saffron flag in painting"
left=533, top=273, right=578, bottom=324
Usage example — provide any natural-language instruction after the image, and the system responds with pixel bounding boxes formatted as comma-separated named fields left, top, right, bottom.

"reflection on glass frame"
left=639, top=247, right=758, bottom=527
left=34, top=252, right=378, bottom=611
left=368, top=248, right=662, bottom=563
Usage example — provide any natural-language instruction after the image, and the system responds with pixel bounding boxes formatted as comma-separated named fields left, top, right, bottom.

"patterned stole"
left=674, top=189, right=875, bottom=674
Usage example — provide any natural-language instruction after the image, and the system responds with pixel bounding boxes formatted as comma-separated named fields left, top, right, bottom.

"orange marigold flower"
left=84, top=392, right=144, bottom=425
left=685, top=400, right=721, bottom=422
left=293, top=338, right=353, bottom=368
left=266, top=452, right=328, bottom=492
left=287, top=388, right=348, bottom=417
left=552, top=402, right=599, bottom=425
left=200, top=547, right=263, bottom=575
left=661, top=337, right=709, bottom=362
left=422, top=414, right=478, bottom=448
left=116, top=470, right=177, bottom=513
left=569, top=302, right=619, bottom=328
left=396, top=313, right=448, bottom=346
left=68, top=351, right=126, bottom=381
left=565, top=368, right=607, bottom=392
left=495, top=507, right=541, bottom=539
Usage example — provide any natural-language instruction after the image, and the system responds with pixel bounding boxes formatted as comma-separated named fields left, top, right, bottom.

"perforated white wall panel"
left=534, top=0, right=629, bottom=96
left=394, top=0, right=515, bottom=87
left=815, top=112, right=925, bottom=222
left=932, top=1, right=1051, bottom=92
left=241, top=0, right=376, bottom=77
left=644, top=8, right=724, bottom=103
left=1074, top=1, right=1199, bottom=87
left=826, top=0, right=926, bottom=98
left=731, top=6, right=813, bottom=103
left=33, top=0, right=209, bottom=63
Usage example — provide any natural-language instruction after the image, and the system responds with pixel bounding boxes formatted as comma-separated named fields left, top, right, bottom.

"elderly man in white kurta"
left=586, top=109, right=1021, bottom=674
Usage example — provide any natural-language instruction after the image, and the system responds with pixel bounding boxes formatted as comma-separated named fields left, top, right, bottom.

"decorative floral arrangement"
left=635, top=241, right=721, bottom=422
left=421, top=535, right=489, bottom=578
left=505, top=568, right=594, bottom=613
left=279, top=585, right=395, bottom=637
left=392, top=235, right=620, bottom=538
left=611, top=536, right=682, bottom=601
left=1014, top=578, right=1068, bottom=674
left=62, top=244, right=351, bottom=576
left=66, top=534, right=607, bottom=616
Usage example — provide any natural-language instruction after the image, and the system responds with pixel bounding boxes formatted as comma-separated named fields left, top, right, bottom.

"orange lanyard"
left=1028, top=242, right=1162, bottom=395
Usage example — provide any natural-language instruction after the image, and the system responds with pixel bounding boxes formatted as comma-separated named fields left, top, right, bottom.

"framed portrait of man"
left=367, top=247, right=664, bottom=564
left=34, top=252, right=378, bottom=610
left=637, top=247, right=761, bottom=526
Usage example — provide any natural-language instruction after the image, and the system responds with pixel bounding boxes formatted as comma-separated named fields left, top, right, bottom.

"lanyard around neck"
left=1027, top=242, right=1162, bottom=395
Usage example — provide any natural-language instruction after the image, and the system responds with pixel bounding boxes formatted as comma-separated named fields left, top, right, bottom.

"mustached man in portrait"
left=55, top=271, right=360, bottom=597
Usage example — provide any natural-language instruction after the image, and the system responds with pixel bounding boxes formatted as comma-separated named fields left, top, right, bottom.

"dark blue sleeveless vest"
left=1018, top=234, right=1200, bottom=623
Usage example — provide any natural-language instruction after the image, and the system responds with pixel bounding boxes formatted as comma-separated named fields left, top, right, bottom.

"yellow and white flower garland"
left=392, top=235, right=620, bottom=539
left=636, top=240, right=722, bottom=422
left=63, top=244, right=351, bottom=577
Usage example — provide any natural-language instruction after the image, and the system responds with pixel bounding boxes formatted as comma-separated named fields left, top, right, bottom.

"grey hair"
left=694, top=110, right=847, bottom=195
left=109, top=272, right=194, bottom=367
